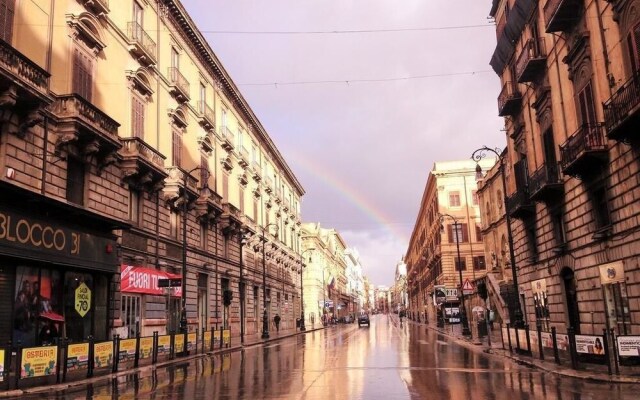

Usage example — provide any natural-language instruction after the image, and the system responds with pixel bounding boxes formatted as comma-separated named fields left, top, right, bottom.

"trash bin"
left=477, top=321, right=487, bottom=337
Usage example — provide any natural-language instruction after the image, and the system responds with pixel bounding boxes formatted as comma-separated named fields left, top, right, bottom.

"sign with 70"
left=75, top=282, right=91, bottom=317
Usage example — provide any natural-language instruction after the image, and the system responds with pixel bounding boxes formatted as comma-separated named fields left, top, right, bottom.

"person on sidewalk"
left=274, top=314, right=281, bottom=332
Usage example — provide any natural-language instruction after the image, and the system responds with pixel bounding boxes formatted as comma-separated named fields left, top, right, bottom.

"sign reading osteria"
left=0, top=206, right=118, bottom=273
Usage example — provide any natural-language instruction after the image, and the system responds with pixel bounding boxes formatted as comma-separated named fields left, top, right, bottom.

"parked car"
left=358, top=313, right=370, bottom=327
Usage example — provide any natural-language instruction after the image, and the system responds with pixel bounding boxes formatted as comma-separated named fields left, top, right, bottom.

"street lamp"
left=299, top=248, right=314, bottom=331
left=259, top=223, right=279, bottom=339
left=180, top=166, right=210, bottom=334
left=440, top=213, right=471, bottom=336
left=471, top=146, right=523, bottom=328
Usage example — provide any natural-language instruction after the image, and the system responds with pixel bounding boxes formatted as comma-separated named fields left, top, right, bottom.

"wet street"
left=16, top=315, right=640, bottom=399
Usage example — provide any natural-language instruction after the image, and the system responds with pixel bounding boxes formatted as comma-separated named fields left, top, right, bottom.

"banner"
left=120, top=265, right=182, bottom=297
left=174, top=334, right=185, bottom=353
left=139, top=337, right=153, bottom=359
left=556, top=334, right=569, bottom=351
left=157, top=335, right=171, bottom=356
left=119, top=338, right=137, bottom=362
left=187, top=333, right=196, bottom=352
left=203, top=331, right=212, bottom=352
left=94, top=341, right=114, bottom=369
left=66, top=343, right=89, bottom=371
left=21, top=346, right=57, bottom=378
left=213, top=330, right=221, bottom=348
left=541, top=332, right=554, bottom=349
left=222, top=329, right=231, bottom=346
left=575, top=335, right=606, bottom=355
left=617, top=336, right=640, bottom=365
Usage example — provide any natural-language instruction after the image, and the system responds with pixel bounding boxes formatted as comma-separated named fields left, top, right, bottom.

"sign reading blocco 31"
left=0, top=206, right=119, bottom=273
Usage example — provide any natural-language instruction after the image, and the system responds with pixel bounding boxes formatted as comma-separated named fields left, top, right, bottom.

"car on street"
left=358, top=313, right=370, bottom=327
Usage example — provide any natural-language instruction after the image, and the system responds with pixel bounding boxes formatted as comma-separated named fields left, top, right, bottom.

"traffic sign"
left=75, top=282, right=91, bottom=317
left=158, top=278, right=182, bottom=288
left=462, top=279, right=475, bottom=295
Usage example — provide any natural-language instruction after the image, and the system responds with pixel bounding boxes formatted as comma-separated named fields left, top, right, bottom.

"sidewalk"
left=404, top=317, right=640, bottom=384
left=2, top=325, right=326, bottom=398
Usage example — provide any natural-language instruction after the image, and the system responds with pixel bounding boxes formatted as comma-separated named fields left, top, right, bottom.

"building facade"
left=487, top=0, right=640, bottom=336
left=0, top=0, right=303, bottom=347
left=405, top=159, right=493, bottom=324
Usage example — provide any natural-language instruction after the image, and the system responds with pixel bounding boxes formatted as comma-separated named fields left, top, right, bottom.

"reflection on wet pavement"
left=16, top=315, right=640, bottom=399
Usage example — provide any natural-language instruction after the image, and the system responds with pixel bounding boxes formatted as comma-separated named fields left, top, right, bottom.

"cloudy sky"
left=182, top=0, right=505, bottom=286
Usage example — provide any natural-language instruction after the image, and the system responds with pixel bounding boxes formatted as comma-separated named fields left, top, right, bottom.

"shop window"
left=121, top=294, right=141, bottom=338
left=473, top=256, right=486, bottom=271
left=0, top=0, right=15, bottom=43
left=66, top=157, right=85, bottom=205
left=449, top=191, right=461, bottom=207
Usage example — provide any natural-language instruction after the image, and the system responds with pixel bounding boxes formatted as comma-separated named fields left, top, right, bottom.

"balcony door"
left=626, top=22, right=640, bottom=76
left=133, top=1, right=143, bottom=27
left=542, top=129, right=558, bottom=179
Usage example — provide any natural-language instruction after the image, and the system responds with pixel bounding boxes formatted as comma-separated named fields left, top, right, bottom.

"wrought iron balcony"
left=119, top=137, right=167, bottom=192
left=127, top=22, right=157, bottom=65
left=80, top=0, right=109, bottom=15
left=603, top=72, right=640, bottom=143
left=560, top=123, right=608, bottom=178
left=0, top=39, right=51, bottom=106
left=544, top=0, right=582, bottom=33
left=529, top=163, right=563, bottom=202
left=498, top=81, right=522, bottom=117
left=220, top=126, right=234, bottom=151
left=506, top=187, right=535, bottom=219
left=515, top=38, right=547, bottom=83
left=168, top=67, right=190, bottom=102
left=197, top=101, right=215, bottom=131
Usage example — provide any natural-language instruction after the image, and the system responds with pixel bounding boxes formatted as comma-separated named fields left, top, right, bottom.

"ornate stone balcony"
left=168, top=67, right=190, bottom=103
left=251, top=161, right=262, bottom=182
left=197, top=101, right=215, bottom=131
left=560, top=123, right=608, bottom=178
left=220, top=202, right=242, bottom=236
left=127, top=22, right=157, bottom=66
left=264, top=176, right=273, bottom=194
left=80, top=0, right=109, bottom=16
left=515, top=38, right=547, bottom=83
left=498, top=81, right=522, bottom=117
left=603, top=72, right=640, bottom=143
left=220, top=126, right=235, bottom=151
left=238, top=146, right=250, bottom=168
left=194, top=186, right=223, bottom=224
left=544, top=0, right=582, bottom=33
left=48, top=94, right=121, bottom=172
left=119, top=137, right=167, bottom=192
left=162, top=166, right=199, bottom=209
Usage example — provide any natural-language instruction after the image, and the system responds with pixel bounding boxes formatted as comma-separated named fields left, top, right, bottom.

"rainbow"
left=284, top=149, right=410, bottom=241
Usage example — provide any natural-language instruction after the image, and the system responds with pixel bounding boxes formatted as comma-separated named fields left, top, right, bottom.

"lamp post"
left=180, top=166, right=209, bottom=334
left=260, top=223, right=279, bottom=339
left=299, top=248, right=314, bottom=331
left=471, top=146, right=523, bottom=328
left=440, top=213, right=471, bottom=336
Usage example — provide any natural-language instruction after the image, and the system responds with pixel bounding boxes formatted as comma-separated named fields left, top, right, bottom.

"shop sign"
left=157, top=335, right=171, bottom=356
left=66, top=343, right=89, bottom=371
left=75, top=282, right=91, bottom=317
left=139, top=337, right=153, bottom=359
left=118, top=338, right=137, bottom=362
left=93, top=341, right=114, bottom=369
left=599, top=261, right=625, bottom=284
left=0, top=206, right=118, bottom=272
left=121, top=265, right=182, bottom=297
left=21, top=346, right=57, bottom=378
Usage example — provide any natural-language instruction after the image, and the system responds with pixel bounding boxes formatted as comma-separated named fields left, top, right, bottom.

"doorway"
left=561, top=267, right=580, bottom=333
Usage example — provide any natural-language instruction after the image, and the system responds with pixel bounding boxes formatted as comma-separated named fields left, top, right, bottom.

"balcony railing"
left=506, top=187, right=535, bottom=219
left=498, top=81, right=522, bottom=117
left=560, top=123, right=608, bottom=178
left=197, top=101, right=215, bottom=130
left=544, top=0, right=581, bottom=33
left=127, top=22, right=157, bottom=64
left=0, top=39, right=50, bottom=102
left=168, top=67, right=190, bottom=101
left=529, top=163, right=563, bottom=202
left=220, top=126, right=234, bottom=150
left=119, top=137, right=167, bottom=190
left=603, top=72, right=640, bottom=142
left=515, top=38, right=547, bottom=83
left=238, top=146, right=250, bottom=168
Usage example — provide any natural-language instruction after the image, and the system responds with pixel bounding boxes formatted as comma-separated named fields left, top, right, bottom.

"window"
left=0, top=0, right=15, bottom=43
left=237, top=127, right=244, bottom=149
left=73, top=48, right=93, bottom=100
left=551, top=207, right=566, bottom=247
left=471, top=190, right=478, bottom=206
left=590, top=183, right=611, bottom=230
left=473, top=256, right=486, bottom=271
left=172, top=130, right=182, bottom=167
left=447, top=223, right=468, bottom=243
left=133, top=1, right=143, bottom=26
left=577, top=81, right=597, bottom=126
left=221, top=108, right=228, bottom=130
left=171, top=47, right=180, bottom=69
left=170, top=210, right=179, bottom=239
left=475, top=224, right=483, bottom=242
left=200, top=155, right=209, bottom=186
left=200, top=223, right=208, bottom=250
left=455, top=257, right=466, bottom=271
left=253, top=199, right=258, bottom=221
left=200, top=83, right=206, bottom=104
left=449, top=191, right=461, bottom=207
left=626, top=22, right=640, bottom=75
left=66, top=157, right=85, bottom=205
left=121, top=295, right=141, bottom=338
left=131, top=95, right=146, bottom=138
left=129, top=190, right=141, bottom=224
left=525, top=219, right=538, bottom=261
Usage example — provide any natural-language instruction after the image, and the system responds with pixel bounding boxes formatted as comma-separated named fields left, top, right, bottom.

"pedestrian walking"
left=274, top=314, right=281, bottom=332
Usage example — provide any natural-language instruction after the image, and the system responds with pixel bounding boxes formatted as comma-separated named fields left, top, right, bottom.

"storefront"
left=0, top=183, right=125, bottom=347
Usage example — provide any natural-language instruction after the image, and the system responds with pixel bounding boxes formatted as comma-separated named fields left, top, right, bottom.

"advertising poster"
left=66, top=343, right=89, bottom=371
left=93, top=341, right=114, bottom=369
left=0, top=349, right=4, bottom=382
left=213, top=330, right=221, bottom=348
left=509, top=327, right=517, bottom=347
left=157, top=335, right=171, bottom=356
left=501, top=326, right=508, bottom=345
left=174, top=334, right=185, bottom=353
left=139, top=337, right=153, bottom=360
left=617, top=336, right=640, bottom=366
left=529, top=329, right=538, bottom=349
left=575, top=335, right=606, bottom=355
left=203, top=331, right=212, bottom=351
left=118, top=338, right=137, bottom=363
left=517, top=329, right=529, bottom=351
left=541, top=332, right=554, bottom=349
left=21, top=346, right=57, bottom=378
left=187, top=333, right=196, bottom=352
left=556, top=334, right=570, bottom=351
left=222, top=329, right=231, bottom=346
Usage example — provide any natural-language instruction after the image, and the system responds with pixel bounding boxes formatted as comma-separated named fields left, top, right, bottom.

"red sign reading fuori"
left=120, top=265, right=181, bottom=296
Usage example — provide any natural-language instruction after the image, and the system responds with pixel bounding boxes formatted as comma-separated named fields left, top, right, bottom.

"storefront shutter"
left=0, top=266, right=16, bottom=343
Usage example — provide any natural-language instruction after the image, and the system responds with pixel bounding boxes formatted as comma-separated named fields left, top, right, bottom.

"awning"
left=40, top=311, right=65, bottom=322
left=120, top=265, right=182, bottom=297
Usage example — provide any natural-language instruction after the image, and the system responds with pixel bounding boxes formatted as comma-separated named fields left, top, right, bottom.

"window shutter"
left=476, top=224, right=482, bottom=242
left=447, top=224, right=453, bottom=243
left=629, top=23, right=640, bottom=74
left=0, top=0, right=15, bottom=43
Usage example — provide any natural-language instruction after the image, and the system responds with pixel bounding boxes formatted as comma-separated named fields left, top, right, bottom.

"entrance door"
left=197, top=274, right=208, bottom=333
left=561, top=268, right=580, bottom=333
left=167, top=297, right=180, bottom=333
left=604, top=282, right=631, bottom=335
left=121, top=294, right=141, bottom=338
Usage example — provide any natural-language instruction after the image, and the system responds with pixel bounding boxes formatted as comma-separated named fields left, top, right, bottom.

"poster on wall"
left=617, top=336, right=640, bottom=366
left=187, top=333, right=196, bottom=352
left=139, top=337, right=153, bottom=360
left=575, top=334, right=607, bottom=364
left=93, top=341, right=114, bottom=369
left=0, top=349, right=4, bottom=381
left=66, top=343, right=89, bottom=371
left=118, top=338, right=137, bottom=363
left=157, top=335, right=171, bottom=356
left=556, top=334, right=570, bottom=351
left=541, top=332, right=554, bottom=349
left=174, top=334, right=185, bottom=353
left=222, top=330, right=231, bottom=346
left=21, top=346, right=57, bottom=378
left=517, top=329, right=529, bottom=351
left=213, top=330, right=221, bottom=348
left=203, top=331, right=212, bottom=351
